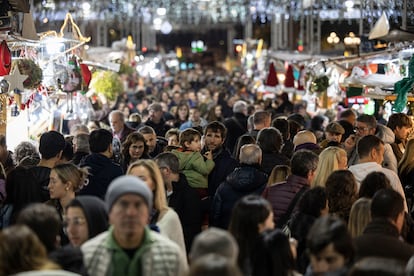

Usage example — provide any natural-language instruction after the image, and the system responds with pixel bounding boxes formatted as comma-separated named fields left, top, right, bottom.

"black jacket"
left=168, top=173, right=202, bottom=251
left=224, top=113, right=248, bottom=154
left=211, top=164, right=268, bottom=229
left=260, top=151, right=290, bottom=176
left=29, top=166, right=52, bottom=202
left=79, top=153, right=123, bottom=199
left=202, top=146, right=238, bottom=199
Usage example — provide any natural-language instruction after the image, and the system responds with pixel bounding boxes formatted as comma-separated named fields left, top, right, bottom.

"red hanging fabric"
left=0, top=40, right=11, bottom=76
left=80, top=63, right=92, bottom=87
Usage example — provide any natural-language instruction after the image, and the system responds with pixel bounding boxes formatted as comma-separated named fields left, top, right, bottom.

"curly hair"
left=325, top=170, right=358, bottom=223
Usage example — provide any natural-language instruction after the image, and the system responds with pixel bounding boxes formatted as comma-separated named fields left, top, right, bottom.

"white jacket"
left=349, top=162, right=408, bottom=211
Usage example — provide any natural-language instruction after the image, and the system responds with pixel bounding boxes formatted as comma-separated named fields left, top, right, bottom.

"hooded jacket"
left=211, top=164, right=268, bottom=229
left=348, top=162, right=408, bottom=212
left=79, top=153, right=123, bottom=199
left=72, top=196, right=108, bottom=239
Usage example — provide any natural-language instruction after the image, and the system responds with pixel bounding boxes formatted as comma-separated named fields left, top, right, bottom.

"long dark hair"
left=252, top=229, right=295, bottom=276
left=229, top=195, right=272, bottom=274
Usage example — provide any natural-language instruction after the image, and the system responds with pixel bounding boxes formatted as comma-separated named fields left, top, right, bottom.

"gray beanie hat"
left=105, top=175, right=153, bottom=211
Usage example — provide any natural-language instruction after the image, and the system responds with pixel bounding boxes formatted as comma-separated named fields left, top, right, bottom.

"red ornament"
left=284, top=65, right=295, bottom=88
left=20, top=103, right=25, bottom=110
left=0, top=40, right=11, bottom=76
left=266, top=62, right=279, bottom=86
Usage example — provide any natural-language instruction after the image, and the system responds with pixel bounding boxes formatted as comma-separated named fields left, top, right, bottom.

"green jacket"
left=81, top=226, right=188, bottom=276
left=172, top=150, right=215, bottom=188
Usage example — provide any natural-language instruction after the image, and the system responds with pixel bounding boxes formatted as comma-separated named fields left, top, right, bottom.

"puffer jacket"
left=210, top=164, right=268, bottom=229
left=263, top=174, right=310, bottom=224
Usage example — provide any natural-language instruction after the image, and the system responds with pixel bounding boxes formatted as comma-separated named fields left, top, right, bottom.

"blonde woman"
left=47, top=163, right=88, bottom=246
left=127, top=159, right=186, bottom=255
left=348, top=197, right=372, bottom=238
left=311, top=146, right=347, bottom=188
left=267, top=165, right=291, bottom=187
left=47, top=163, right=89, bottom=218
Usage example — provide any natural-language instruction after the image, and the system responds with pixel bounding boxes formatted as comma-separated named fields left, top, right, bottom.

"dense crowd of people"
left=1, top=67, right=414, bottom=275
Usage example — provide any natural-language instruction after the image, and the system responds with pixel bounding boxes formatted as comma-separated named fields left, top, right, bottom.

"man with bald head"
left=210, top=144, right=268, bottom=229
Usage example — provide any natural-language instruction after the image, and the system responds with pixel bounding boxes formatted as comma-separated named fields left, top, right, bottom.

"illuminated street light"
left=327, top=32, right=340, bottom=45
left=344, top=32, right=361, bottom=56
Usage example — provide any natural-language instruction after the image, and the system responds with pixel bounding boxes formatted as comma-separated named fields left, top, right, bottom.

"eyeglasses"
left=63, top=217, right=86, bottom=234
left=354, top=126, right=370, bottom=132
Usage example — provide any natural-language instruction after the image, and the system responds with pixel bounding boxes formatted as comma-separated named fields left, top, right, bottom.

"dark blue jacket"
left=203, top=146, right=238, bottom=199
left=211, top=164, right=268, bottom=229
left=79, top=153, right=123, bottom=199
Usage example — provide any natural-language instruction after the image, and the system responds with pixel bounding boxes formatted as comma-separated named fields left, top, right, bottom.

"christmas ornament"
left=62, top=56, right=81, bottom=92
left=3, top=66, right=28, bottom=92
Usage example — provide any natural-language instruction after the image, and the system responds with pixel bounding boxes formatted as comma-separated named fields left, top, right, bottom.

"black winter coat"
left=79, top=153, right=123, bottom=199
left=211, top=164, right=268, bottom=229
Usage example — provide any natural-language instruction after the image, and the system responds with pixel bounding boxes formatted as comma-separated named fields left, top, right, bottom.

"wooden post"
left=0, top=94, right=8, bottom=136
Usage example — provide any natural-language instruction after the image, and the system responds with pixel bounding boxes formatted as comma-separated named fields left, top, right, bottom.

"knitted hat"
left=39, top=131, right=65, bottom=159
left=105, top=175, right=153, bottom=211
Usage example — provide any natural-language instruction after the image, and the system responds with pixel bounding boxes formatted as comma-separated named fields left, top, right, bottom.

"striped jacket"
left=81, top=227, right=188, bottom=276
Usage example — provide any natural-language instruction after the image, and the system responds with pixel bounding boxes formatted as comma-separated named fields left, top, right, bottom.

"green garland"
left=14, top=59, right=43, bottom=89
left=311, top=75, right=329, bottom=93
left=89, top=70, right=123, bottom=101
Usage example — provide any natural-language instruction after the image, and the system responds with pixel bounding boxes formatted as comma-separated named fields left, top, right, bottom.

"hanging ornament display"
left=61, top=56, right=81, bottom=93
left=0, top=40, right=11, bottom=76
